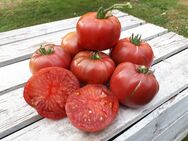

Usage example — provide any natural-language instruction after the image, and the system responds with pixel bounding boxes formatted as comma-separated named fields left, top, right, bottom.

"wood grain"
left=154, top=112, right=188, bottom=141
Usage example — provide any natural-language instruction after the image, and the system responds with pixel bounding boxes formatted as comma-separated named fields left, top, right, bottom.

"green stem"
left=96, top=3, right=132, bottom=19
left=91, top=51, right=101, bottom=60
left=130, top=34, right=142, bottom=46
left=38, top=44, right=54, bottom=55
left=137, top=65, right=149, bottom=74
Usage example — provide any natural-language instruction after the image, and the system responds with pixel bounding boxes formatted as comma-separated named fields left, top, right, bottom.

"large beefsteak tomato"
left=71, top=51, right=115, bottom=84
left=110, top=62, right=159, bottom=108
left=76, top=5, right=121, bottom=51
left=111, top=34, right=154, bottom=67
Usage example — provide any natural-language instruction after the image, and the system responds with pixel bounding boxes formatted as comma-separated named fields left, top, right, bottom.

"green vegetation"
left=0, top=0, right=187, bottom=37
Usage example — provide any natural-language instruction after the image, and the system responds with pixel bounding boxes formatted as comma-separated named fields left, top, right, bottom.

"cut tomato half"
left=65, top=84, right=119, bottom=132
left=24, top=67, right=80, bottom=119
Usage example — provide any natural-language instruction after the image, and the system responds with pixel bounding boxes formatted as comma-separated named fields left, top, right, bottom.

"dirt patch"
left=0, top=0, right=23, bottom=10
left=178, top=0, right=188, bottom=6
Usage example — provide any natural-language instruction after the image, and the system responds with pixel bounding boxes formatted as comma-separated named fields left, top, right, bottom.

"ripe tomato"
left=70, top=51, right=115, bottom=84
left=65, top=84, right=119, bottom=132
left=29, top=44, right=71, bottom=74
left=61, top=31, right=83, bottom=57
left=110, top=34, right=154, bottom=67
left=110, top=62, right=159, bottom=108
left=76, top=6, right=121, bottom=51
left=24, top=67, right=80, bottom=119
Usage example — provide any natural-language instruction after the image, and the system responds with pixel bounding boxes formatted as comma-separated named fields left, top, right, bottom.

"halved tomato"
left=24, top=67, right=80, bottom=119
left=66, top=84, right=119, bottom=132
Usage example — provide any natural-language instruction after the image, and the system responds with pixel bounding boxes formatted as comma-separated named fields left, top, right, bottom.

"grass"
left=0, top=0, right=188, bottom=140
left=0, top=0, right=187, bottom=37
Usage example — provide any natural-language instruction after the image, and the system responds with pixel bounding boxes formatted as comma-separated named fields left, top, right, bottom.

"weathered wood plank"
left=0, top=23, right=166, bottom=94
left=0, top=10, right=127, bottom=46
left=0, top=88, right=40, bottom=139
left=0, top=15, right=145, bottom=67
left=154, top=111, right=188, bottom=141
left=148, top=32, right=188, bottom=64
left=173, top=127, right=188, bottom=141
left=120, top=23, right=167, bottom=40
left=1, top=46, right=188, bottom=140
left=0, top=60, right=30, bottom=94
left=114, top=88, right=188, bottom=141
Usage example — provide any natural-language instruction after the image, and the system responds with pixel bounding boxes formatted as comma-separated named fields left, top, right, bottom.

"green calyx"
left=38, top=44, right=54, bottom=55
left=137, top=65, right=149, bottom=74
left=130, top=34, right=142, bottom=46
left=96, top=3, right=132, bottom=19
left=91, top=51, right=101, bottom=60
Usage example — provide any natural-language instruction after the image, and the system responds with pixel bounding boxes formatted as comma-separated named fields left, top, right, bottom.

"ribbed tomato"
left=29, top=44, right=71, bottom=74
left=70, top=51, right=115, bottom=84
left=76, top=6, right=121, bottom=51
left=110, top=62, right=159, bottom=108
left=111, top=34, right=154, bottom=67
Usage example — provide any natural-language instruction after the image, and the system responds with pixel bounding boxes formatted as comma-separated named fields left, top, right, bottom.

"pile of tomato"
left=24, top=5, right=159, bottom=133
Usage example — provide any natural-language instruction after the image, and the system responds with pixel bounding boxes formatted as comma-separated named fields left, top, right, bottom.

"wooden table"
left=0, top=10, right=188, bottom=141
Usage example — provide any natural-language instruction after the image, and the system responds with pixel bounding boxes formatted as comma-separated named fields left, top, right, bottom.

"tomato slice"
left=24, top=67, right=80, bottom=119
left=65, top=84, right=119, bottom=132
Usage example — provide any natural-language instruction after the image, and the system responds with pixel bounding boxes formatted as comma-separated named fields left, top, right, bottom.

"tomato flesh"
left=65, top=84, right=119, bottom=132
left=24, top=67, right=80, bottom=119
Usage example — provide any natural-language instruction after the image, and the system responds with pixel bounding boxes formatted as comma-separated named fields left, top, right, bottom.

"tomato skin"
left=77, top=12, right=121, bottom=51
left=24, top=67, right=80, bottom=119
left=61, top=31, right=83, bottom=57
left=29, top=44, right=71, bottom=74
left=70, top=51, right=115, bottom=84
left=110, top=38, right=154, bottom=67
left=65, top=84, right=119, bottom=132
left=110, top=62, right=159, bottom=108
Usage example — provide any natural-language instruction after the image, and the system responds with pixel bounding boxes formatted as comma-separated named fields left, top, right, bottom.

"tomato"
left=76, top=6, right=121, bottom=51
left=110, top=34, right=154, bottom=67
left=24, top=67, right=80, bottom=119
left=65, top=84, right=119, bottom=132
left=29, top=44, right=71, bottom=74
left=110, top=62, right=159, bottom=108
left=61, top=31, right=83, bottom=57
left=70, top=51, right=115, bottom=84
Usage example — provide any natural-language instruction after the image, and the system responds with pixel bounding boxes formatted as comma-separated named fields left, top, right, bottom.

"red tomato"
left=29, top=44, right=71, bottom=74
left=76, top=8, right=121, bottom=51
left=111, top=34, right=154, bottom=67
left=61, top=31, right=83, bottom=57
left=24, top=67, right=80, bottom=119
left=65, top=84, right=119, bottom=132
left=70, top=51, right=115, bottom=84
left=110, top=62, right=159, bottom=108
